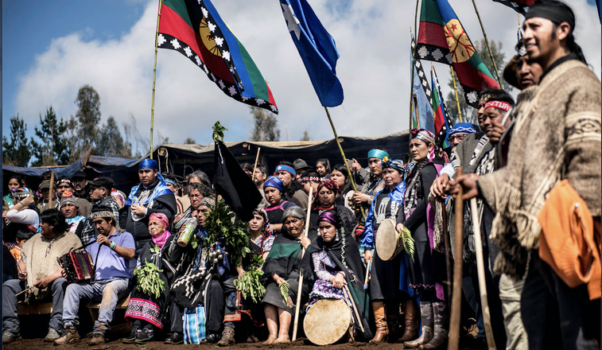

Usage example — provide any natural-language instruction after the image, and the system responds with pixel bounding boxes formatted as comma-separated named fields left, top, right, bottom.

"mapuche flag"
left=417, top=0, right=499, bottom=108
left=279, top=0, right=344, bottom=107
left=492, top=0, right=535, bottom=15
left=431, top=66, right=453, bottom=148
left=158, top=0, right=278, bottom=113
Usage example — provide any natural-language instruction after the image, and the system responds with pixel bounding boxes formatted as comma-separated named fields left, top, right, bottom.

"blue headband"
left=274, top=165, right=296, bottom=177
left=139, top=158, right=158, bottom=170
left=164, top=178, right=176, bottom=186
left=368, top=149, right=390, bottom=160
left=263, top=176, right=284, bottom=193
left=449, top=123, right=477, bottom=136
left=382, top=158, right=405, bottom=173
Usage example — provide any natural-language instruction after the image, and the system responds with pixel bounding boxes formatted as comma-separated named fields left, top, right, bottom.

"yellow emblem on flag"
left=199, top=17, right=221, bottom=57
left=444, top=19, right=475, bottom=63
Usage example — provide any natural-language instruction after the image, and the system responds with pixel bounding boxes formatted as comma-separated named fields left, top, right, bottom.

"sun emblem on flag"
left=444, top=19, right=475, bottom=63
left=199, top=17, right=221, bottom=57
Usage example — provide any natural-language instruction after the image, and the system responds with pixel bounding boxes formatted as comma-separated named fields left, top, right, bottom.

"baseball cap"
left=88, top=177, right=115, bottom=191
left=72, top=171, right=87, bottom=180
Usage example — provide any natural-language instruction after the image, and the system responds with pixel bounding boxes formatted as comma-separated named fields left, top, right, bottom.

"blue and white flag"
left=279, top=0, right=344, bottom=107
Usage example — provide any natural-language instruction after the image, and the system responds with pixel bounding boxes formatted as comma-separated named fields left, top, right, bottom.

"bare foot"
left=274, top=336, right=290, bottom=343
left=263, top=336, right=277, bottom=344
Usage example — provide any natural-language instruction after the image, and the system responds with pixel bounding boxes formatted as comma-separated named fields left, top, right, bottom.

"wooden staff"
left=450, top=67, right=463, bottom=123
left=470, top=198, right=497, bottom=350
left=149, top=0, right=164, bottom=159
left=344, top=285, right=365, bottom=333
left=292, top=187, right=313, bottom=341
left=448, top=168, right=463, bottom=350
left=440, top=199, right=453, bottom=302
left=470, top=0, right=503, bottom=87
left=252, top=147, right=261, bottom=179
left=15, top=286, right=34, bottom=297
left=323, top=107, right=365, bottom=220
left=48, top=171, right=55, bottom=209
left=413, top=94, right=421, bottom=129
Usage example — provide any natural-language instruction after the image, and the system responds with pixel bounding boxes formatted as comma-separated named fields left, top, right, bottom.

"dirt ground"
left=4, top=338, right=422, bottom=350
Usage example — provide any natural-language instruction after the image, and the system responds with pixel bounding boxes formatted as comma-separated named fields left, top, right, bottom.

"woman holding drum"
left=261, top=206, right=313, bottom=344
left=304, top=211, right=372, bottom=345
left=397, top=129, right=448, bottom=349
left=360, top=158, right=417, bottom=344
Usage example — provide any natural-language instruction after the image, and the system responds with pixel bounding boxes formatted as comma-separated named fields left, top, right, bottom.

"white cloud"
left=14, top=0, right=601, bottom=146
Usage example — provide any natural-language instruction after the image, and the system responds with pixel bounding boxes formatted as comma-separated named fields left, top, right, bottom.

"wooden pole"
left=447, top=168, right=463, bottom=350
left=292, top=187, right=313, bottom=341
left=344, top=285, right=365, bottom=333
left=252, top=147, right=261, bottom=179
left=363, top=262, right=371, bottom=290
left=323, top=107, right=365, bottom=220
left=440, top=199, right=453, bottom=302
left=471, top=0, right=503, bottom=87
left=48, top=171, right=55, bottom=209
left=470, top=198, right=497, bottom=350
left=413, top=94, right=421, bottom=129
left=450, top=66, right=463, bottom=123
left=150, top=0, right=164, bottom=159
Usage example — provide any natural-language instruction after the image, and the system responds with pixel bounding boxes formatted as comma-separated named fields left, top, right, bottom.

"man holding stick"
left=452, top=1, right=601, bottom=348
left=2, top=209, right=81, bottom=344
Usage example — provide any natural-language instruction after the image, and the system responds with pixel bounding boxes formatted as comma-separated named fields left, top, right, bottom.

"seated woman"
left=173, top=182, right=213, bottom=233
left=307, top=180, right=356, bottom=241
left=307, top=211, right=372, bottom=341
left=263, top=176, right=297, bottom=234
left=124, top=213, right=187, bottom=344
left=217, top=209, right=276, bottom=346
left=261, top=206, right=312, bottom=344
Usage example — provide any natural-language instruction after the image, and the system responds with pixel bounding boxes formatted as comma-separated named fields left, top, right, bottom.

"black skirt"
left=407, top=222, right=446, bottom=290
left=369, top=248, right=403, bottom=300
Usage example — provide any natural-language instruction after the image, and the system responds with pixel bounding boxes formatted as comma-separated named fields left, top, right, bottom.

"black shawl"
left=261, top=233, right=313, bottom=285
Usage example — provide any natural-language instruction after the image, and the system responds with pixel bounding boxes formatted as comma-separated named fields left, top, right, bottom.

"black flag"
left=213, top=140, right=262, bottom=222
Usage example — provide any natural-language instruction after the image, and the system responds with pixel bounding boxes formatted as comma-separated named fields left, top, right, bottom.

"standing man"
left=293, top=159, right=312, bottom=181
left=252, top=164, right=269, bottom=209
left=55, top=206, right=135, bottom=346
left=164, top=174, right=190, bottom=216
left=39, top=180, right=59, bottom=211
left=120, top=159, right=177, bottom=269
left=79, top=177, right=120, bottom=246
left=453, top=2, right=601, bottom=348
left=2, top=209, right=81, bottom=343
left=71, top=171, right=91, bottom=202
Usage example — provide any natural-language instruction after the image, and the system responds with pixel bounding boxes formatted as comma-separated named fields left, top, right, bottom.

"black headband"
left=525, top=2, right=575, bottom=31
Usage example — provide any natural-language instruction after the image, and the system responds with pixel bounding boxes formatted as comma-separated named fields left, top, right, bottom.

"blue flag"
left=279, top=0, right=344, bottom=107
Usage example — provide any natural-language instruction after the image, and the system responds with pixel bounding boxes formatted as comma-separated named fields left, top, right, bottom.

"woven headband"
left=274, top=165, right=296, bottom=177
left=484, top=100, right=512, bottom=112
left=300, top=176, right=325, bottom=182
left=92, top=211, right=114, bottom=219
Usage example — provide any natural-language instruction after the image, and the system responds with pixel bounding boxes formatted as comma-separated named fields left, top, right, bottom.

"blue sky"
left=3, top=0, right=148, bottom=136
left=2, top=0, right=600, bottom=153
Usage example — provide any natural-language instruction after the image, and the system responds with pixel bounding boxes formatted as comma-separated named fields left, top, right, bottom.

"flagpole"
left=450, top=66, right=463, bottom=123
left=150, top=0, right=164, bottom=159
left=409, top=28, right=416, bottom=135
left=324, top=107, right=365, bottom=220
left=471, top=0, right=503, bottom=87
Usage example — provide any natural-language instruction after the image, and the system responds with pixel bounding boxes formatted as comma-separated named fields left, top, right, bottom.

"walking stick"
left=440, top=199, right=453, bottom=302
left=470, top=198, right=497, bottom=350
left=48, top=171, right=55, bottom=209
left=448, top=169, right=463, bottom=350
left=344, top=285, right=365, bottom=333
left=292, top=187, right=313, bottom=341
left=252, top=147, right=261, bottom=178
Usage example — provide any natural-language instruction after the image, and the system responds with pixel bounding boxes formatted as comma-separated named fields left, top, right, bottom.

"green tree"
left=2, top=115, right=32, bottom=167
left=184, top=137, right=196, bottom=144
left=250, top=106, right=280, bottom=141
left=300, top=130, right=310, bottom=141
left=30, top=107, right=69, bottom=166
left=96, top=116, right=132, bottom=158
left=68, top=85, right=102, bottom=160
left=444, top=40, right=510, bottom=125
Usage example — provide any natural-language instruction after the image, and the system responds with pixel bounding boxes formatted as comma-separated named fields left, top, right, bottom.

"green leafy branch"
left=398, top=226, right=416, bottom=262
left=202, top=200, right=250, bottom=268
left=133, top=261, right=165, bottom=299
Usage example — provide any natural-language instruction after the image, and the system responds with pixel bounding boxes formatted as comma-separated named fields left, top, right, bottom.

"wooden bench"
left=87, top=296, right=132, bottom=334
left=17, top=301, right=53, bottom=315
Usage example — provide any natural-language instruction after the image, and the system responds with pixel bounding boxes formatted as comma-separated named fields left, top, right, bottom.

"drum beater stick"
left=470, top=198, right=497, bottom=350
left=344, top=285, right=365, bottom=333
left=292, top=187, right=313, bottom=341
left=363, top=262, right=371, bottom=290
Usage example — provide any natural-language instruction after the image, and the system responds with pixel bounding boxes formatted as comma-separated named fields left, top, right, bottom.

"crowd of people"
left=1, top=1, right=600, bottom=349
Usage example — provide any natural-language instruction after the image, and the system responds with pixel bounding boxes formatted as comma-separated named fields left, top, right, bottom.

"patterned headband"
left=92, top=211, right=114, bottom=219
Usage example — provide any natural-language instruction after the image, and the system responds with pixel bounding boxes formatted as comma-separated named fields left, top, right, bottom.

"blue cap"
left=263, top=176, right=284, bottom=193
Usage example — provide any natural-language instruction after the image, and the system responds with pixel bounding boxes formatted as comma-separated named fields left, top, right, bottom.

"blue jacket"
left=360, top=181, right=406, bottom=249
